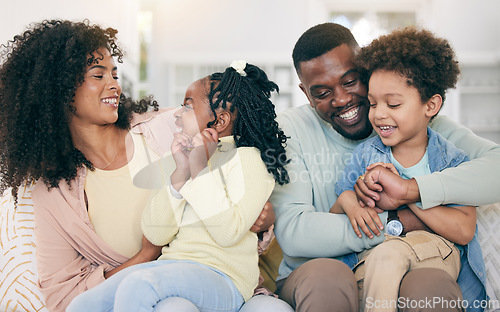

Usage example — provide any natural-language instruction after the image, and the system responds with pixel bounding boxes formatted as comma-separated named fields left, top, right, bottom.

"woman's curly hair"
left=0, top=19, right=158, bottom=197
left=355, top=26, right=460, bottom=105
left=205, top=63, right=290, bottom=185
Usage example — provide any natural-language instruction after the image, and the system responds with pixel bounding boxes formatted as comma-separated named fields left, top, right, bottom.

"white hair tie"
left=230, top=60, right=247, bottom=77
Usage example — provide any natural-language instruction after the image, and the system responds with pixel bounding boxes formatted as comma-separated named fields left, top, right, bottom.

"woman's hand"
left=250, top=201, right=275, bottom=233
left=189, top=128, right=219, bottom=178
left=104, top=235, right=162, bottom=279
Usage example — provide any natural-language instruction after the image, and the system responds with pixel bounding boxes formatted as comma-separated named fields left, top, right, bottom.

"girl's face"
left=368, top=70, right=431, bottom=150
left=174, top=78, right=214, bottom=138
left=71, top=48, right=121, bottom=128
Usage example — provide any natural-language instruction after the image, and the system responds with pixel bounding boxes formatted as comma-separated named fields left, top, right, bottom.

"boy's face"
left=368, top=70, right=433, bottom=149
left=297, top=44, right=372, bottom=141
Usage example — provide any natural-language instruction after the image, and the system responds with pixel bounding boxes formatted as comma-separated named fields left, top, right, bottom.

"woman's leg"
left=239, top=295, right=294, bottom=312
left=114, top=261, right=244, bottom=312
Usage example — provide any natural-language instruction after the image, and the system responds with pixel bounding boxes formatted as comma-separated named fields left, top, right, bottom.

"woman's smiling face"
left=70, top=48, right=122, bottom=127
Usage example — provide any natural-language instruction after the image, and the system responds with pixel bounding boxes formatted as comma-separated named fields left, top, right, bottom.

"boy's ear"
left=425, top=94, right=443, bottom=118
left=213, top=111, right=232, bottom=133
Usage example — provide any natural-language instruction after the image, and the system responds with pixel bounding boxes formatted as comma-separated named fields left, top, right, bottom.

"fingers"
left=381, top=163, right=399, bottom=175
left=173, top=132, right=193, bottom=152
left=202, top=128, right=219, bottom=141
left=354, top=179, right=378, bottom=208
left=250, top=201, right=275, bottom=233
left=355, top=215, right=374, bottom=239
left=348, top=217, right=363, bottom=238
left=367, top=208, right=384, bottom=230
left=365, top=162, right=385, bottom=171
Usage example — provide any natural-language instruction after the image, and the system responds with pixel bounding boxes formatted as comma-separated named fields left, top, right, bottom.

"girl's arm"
left=180, top=147, right=275, bottom=247
left=141, top=187, right=186, bottom=247
left=407, top=203, right=476, bottom=245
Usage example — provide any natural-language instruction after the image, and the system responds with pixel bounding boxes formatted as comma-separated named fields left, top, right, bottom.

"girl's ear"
left=425, top=94, right=442, bottom=118
left=213, top=111, right=232, bottom=134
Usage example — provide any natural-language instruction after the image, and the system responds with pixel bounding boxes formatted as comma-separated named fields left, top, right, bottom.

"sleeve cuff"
left=414, top=174, right=445, bottom=209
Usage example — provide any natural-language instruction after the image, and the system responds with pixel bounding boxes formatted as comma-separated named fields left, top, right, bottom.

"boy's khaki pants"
left=355, top=231, right=461, bottom=312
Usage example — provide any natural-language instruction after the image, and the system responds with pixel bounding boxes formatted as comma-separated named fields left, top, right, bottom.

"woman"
left=0, top=20, right=288, bottom=312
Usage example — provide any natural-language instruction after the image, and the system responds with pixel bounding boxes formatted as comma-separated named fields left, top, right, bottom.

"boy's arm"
left=356, top=115, right=500, bottom=209
left=406, top=203, right=476, bottom=245
left=331, top=190, right=384, bottom=239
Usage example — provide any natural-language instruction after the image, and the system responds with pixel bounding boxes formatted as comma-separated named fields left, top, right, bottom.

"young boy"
left=331, top=27, right=482, bottom=312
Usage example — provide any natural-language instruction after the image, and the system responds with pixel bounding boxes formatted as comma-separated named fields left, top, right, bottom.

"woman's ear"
left=425, top=94, right=443, bottom=118
left=213, top=111, right=232, bottom=134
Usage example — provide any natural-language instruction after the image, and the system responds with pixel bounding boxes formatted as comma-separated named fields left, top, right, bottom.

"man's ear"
left=299, top=83, right=313, bottom=108
left=425, top=94, right=443, bottom=118
left=213, top=111, right=232, bottom=134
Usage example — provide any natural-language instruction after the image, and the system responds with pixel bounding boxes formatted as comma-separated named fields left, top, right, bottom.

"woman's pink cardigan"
left=32, top=108, right=177, bottom=312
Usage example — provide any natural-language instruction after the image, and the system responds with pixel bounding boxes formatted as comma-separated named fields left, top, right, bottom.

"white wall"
left=0, top=0, right=141, bottom=96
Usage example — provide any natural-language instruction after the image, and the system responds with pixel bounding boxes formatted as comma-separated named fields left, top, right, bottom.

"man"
left=270, top=23, right=498, bottom=312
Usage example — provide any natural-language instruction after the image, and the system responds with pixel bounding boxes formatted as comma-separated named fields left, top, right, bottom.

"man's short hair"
left=292, top=22, right=359, bottom=73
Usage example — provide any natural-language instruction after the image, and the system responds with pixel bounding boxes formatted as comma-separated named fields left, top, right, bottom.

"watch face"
left=387, top=220, right=403, bottom=236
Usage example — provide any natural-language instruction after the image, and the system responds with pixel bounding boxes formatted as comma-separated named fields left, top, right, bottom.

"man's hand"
left=250, top=201, right=275, bottom=233
left=354, top=165, right=418, bottom=210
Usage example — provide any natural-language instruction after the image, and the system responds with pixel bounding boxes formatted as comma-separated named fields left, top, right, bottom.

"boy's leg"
left=356, top=231, right=461, bottom=312
left=239, top=295, right=294, bottom=312
left=277, top=258, right=358, bottom=312
left=66, top=260, right=166, bottom=312
left=114, top=261, right=244, bottom=312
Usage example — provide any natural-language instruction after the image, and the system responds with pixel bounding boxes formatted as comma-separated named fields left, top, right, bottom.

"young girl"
left=67, top=61, right=290, bottom=312
left=331, top=27, right=485, bottom=311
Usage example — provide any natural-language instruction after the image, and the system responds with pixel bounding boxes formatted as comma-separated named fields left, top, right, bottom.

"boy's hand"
left=333, top=191, right=383, bottom=238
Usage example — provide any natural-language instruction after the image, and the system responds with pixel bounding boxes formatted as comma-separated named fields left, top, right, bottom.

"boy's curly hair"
left=355, top=26, right=460, bottom=105
left=0, top=19, right=157, bottom=197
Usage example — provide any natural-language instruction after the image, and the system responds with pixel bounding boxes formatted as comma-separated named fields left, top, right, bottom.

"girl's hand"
left=189, top=128, right=219, bottom=178
left=171, top=132, right=192, bottom=170
left=171, top=132, right=192, bottom=190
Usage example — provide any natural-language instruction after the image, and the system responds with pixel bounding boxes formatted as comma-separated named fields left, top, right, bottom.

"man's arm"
left=421, top=115, right=500, bottom=208
left=356, top=116, right=500, bottom=209
left=270, top=114, right=385, bottom=259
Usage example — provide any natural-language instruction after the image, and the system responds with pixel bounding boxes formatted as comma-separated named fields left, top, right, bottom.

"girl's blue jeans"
left=66, top=260, right=244, bottom=312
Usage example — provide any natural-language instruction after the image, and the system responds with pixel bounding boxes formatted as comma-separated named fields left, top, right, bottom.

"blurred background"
left=1, top=0, right=499, bottom=143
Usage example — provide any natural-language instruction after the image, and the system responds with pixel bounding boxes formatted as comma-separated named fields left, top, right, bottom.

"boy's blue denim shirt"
left=336, top=127, right=487, bottom=311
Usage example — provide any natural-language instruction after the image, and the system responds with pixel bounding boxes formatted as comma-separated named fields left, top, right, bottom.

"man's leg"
left=277, top=258, right=358, bottom=312
left=399, top=268, right=465, bottom=312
